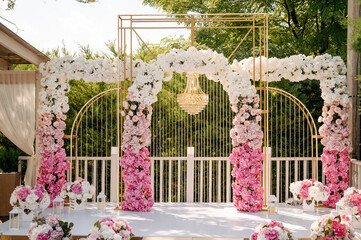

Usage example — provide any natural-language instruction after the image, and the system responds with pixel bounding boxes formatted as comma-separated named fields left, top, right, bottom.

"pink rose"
left=17, top=187, right=31, bottom=201
left=71, top=183, right=82, bottom=194
left=264, top=228, right=279, bottom=240
left=123, top=101, right=129, bottom=109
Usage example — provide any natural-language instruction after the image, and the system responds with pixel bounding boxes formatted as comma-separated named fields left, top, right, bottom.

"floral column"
left=120, top=101, right=154, bottom=211
left=319, top=102, right=352, bottom=208
left=229, top=95, right=264, bottom=212
left=36, top=113, right=70, bottom=205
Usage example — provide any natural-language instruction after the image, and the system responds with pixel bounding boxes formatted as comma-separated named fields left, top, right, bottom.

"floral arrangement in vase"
left=10, top=184, right=50, bottom=219
left=336, top=187, right=361, bottom=228
left=81, top=217, right=134, bottom=240
left=310, top=214, right=357, bottom=240
left=289, top=179, right=330, bottom=210
left=250, top=220, right=294, bottom=240
left=28, top=215, right=73, bottom=240
left=60, top=178, right=95, bottom=206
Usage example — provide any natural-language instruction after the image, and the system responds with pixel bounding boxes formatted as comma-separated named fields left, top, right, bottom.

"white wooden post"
left=187, top=147, right=194, bottom=202
left=110, top=147, right=119, bottom=202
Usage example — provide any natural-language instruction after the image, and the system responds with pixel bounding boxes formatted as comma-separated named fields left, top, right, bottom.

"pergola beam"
left=0, top=58, right=11, bottom=70
left=0, top=31, right=44, bottom=66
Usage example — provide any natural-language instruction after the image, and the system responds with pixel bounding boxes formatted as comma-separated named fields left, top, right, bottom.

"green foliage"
left=143, top=0, right=347, bottom=60
left=0, top=147, right=20, bottom=173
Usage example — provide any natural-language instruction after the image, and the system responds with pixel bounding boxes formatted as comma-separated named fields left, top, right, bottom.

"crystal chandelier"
left=177, top=73, right=209, bottom=115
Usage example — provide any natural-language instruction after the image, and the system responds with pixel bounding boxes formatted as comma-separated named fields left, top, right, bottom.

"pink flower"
left=123, top=101, right=129, bottom=109
left=17, top=187, right=31, bottom=201
left=264, top=228, right=279, bottom=240
left=132, top=116, right=139, bottom=122
left=130, top=105, right=136, bottom=110
left=71, top=183, right=82, bottom=194
left=37, top=231, right=52, bottom=240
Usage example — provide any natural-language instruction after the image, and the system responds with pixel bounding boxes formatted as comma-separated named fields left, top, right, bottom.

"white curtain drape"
left=0, top=71, right=37, bottom=185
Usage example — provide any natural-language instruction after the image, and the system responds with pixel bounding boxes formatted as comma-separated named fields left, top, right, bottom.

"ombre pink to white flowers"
left=28, top=215, right=73, bottom=240
left=121, top=101, right=152, bottom=154
left=120, top=101, right=154, bottom=212
left=81, top=217, right=134, bottom=240
left=10, top=184, right=50, bottom=213
left=319, top=102, right=352, bottom=208
left=229, top=94, right=264, bottom=212
left=319, top=102, right=351, bottom=153
left=37, top=113, right=70, bottom=205
left=289, top=179, right=330, bottom=202
left=336, top=187, right=361, bottom=217
left=60, top=178, right=95, bottom=204
left=310, top=214, right=356, bottom=240
left=230, top=95, right=263, bottom=149
left=251, top=220, right=294, bottom=240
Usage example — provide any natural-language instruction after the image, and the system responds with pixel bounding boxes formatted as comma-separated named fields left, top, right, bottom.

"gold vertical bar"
left=130, top=16, right=133, bottom=81
left=191, top=15, right=195, bottom=46
left=253, top=16, right=256, bottom=86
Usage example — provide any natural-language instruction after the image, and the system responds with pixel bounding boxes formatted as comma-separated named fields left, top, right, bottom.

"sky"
left=0, top=0, right=189, bottom=54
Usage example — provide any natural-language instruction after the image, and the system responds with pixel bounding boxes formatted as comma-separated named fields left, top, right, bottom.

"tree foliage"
left=143, top=0, right=347, bottom=60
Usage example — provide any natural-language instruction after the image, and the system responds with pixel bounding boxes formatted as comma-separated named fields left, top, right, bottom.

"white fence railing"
left=18, top=155, right=361, bottom=203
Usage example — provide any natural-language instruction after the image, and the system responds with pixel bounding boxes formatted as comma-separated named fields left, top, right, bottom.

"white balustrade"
left=18, top=154, right=361, bottom=203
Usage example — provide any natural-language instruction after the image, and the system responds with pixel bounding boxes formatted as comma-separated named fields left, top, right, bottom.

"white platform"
left=0, top=203, right=336, bottom=239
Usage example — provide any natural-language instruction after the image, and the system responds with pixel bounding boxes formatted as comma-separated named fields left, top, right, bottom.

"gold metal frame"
left=118, top=13, right=271, bottom=203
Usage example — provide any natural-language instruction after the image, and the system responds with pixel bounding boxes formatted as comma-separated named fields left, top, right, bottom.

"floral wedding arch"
left=37, top=47, right=350, bottom=210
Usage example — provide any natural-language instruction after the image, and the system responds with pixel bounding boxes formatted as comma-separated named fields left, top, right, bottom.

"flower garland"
left=28, top=215, right=73, bottom=240
left=229, top=95, right=264, bottom=212
left=37, top=57, right=118, bottom=203
left=120, top=102, right=154, bottom=211
left=233, top=54, right=350, bottom=207
left=251, top=220, right=294, bottom=240
left=81, top=217, right=134, bottom=240
left=310, top=214, right=356, bottom=240
left=10, top=184, right=50, bottom=214
left=318, top=103, right=351, bottom=207
left=37, top=48, right=349, bottom=211
left=289, top=179, right=330, bottom=202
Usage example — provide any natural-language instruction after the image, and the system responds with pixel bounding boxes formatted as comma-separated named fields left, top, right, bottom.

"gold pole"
left=191, top=15, right=195, bottom=46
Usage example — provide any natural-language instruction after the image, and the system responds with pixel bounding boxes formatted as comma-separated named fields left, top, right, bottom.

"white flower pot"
left=352, top=216, right=361, bottom=229
left=22, top=211, right=34, bottom=221
left=70, top=199, right=85, bottom=210
left=303, top=199, right=315, bottom=212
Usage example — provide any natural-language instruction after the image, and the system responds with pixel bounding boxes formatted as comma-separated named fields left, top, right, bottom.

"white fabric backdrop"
left=0, top=71, right=37, bottom=185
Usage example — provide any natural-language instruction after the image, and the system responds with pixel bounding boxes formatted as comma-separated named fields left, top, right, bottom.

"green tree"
left=143, top=0, right=347, bottom=60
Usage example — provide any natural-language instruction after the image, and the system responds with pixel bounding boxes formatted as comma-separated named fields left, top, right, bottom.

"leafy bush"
left=0, top=148, right=19, bottom=173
